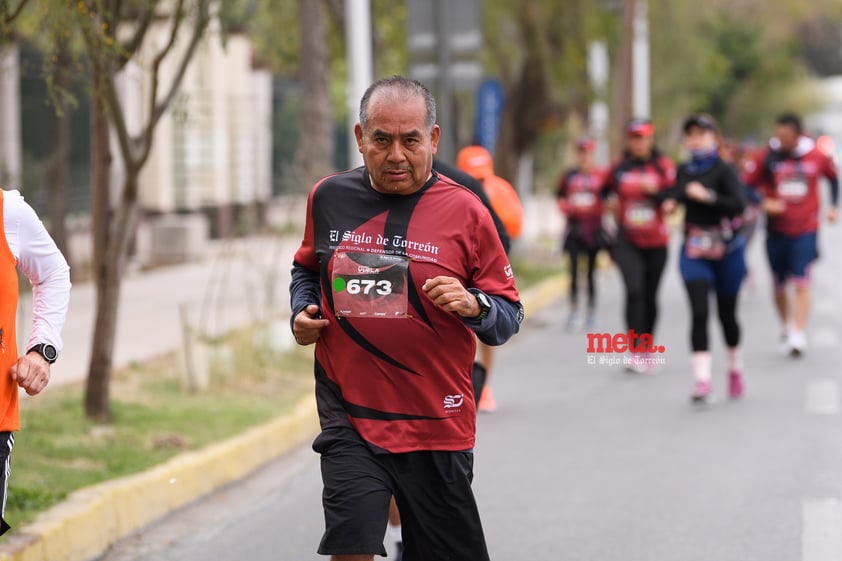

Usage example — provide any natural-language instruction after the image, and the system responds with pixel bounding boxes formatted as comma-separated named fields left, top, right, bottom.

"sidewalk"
left=21, top=234, right=302, bottom=390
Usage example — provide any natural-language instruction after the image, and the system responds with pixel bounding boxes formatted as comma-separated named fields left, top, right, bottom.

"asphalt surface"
left=96, top=216, right=842, bottom=561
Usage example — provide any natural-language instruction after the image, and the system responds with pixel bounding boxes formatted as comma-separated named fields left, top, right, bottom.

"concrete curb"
left=0, top=397, right=319, bottom=561
left=521, top=274, right=568, bottom=318
left=0, top=274, right=566, bottom=561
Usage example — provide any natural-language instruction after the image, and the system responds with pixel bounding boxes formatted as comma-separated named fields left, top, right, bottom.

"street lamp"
left=346, top=0, right=373, bottom=169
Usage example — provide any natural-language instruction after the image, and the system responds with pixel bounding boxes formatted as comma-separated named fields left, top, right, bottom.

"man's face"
left=355, top=92, right=440, bottom=195
left=775, top=124, right=799, bottom=153
left=626, top=134, right=654, bottom=159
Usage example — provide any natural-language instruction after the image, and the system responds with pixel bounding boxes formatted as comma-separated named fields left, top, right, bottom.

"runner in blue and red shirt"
left=602, top=119, right=676, bottom=372
left=290, top=76, right=522, bottom=561
left=745, top=113, right=839, bottom=356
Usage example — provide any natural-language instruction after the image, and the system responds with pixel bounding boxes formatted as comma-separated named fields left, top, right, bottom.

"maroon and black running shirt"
left=291, top=168, right=521, bottom=453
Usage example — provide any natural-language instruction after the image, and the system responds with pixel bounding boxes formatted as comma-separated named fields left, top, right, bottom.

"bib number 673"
left=346, top=279, right=393, bottom=296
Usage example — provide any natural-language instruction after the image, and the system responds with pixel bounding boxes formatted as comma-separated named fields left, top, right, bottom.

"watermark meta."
left=586, top=330, right=666, bottom=354
left=584, top=330, right=667, bottom=367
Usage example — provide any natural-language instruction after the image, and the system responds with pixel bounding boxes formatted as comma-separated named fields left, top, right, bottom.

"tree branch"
left=117, top=3, right=156, bottom=69
left=78, top=6, right=136, bottom=180
left=4, top=0, right=28, bottom=24
left=138, top=0, right=210, bottom=168
left=141, top=0, right=186, bottom=144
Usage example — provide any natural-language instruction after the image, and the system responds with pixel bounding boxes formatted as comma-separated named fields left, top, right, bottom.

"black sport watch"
left=467, top=289, right=492, bottom=321
left=27, top=343, right=58, bottom=365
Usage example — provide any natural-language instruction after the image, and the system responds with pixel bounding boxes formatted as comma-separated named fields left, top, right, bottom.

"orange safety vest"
left=483, top=175, right=524, bottom=239
left=0, top=191, right=20, bottom=431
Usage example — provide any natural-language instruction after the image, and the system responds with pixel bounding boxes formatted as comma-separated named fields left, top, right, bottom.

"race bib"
left=685, top=225, right=725, bottom=260
left=777, top=178, right=808, bottom=200
left=571, top=191, right=597, bottom=210
left=623, top=201, right=656, bottom=229
left=331, top=252, right=410, bottom=318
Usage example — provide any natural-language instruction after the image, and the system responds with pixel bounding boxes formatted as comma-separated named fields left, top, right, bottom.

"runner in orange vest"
left=0, top=189, right=70, bottom=534
left=457, top=145, right=524, bottom=240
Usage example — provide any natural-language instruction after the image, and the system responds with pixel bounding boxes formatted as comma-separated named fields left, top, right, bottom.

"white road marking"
left=803, top=498, right=842, bottom=561
left=805, top=379, right=840, bottom=416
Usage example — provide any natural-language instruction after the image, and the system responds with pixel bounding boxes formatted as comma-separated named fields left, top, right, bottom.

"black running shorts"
left=313, top=427, right=490, bottom=560
left=0, top=432, right=14, bottom=536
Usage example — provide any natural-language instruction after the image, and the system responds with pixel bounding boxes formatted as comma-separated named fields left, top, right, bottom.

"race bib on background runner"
left=571, top=191, right=597, bottom=210
left=777, top=177, right=808, bottom=201
left=331, top=252, right=410, bottom=318
left=685, top=225, right=726, bottom=260
left=623, top=200, right=656, bottom=229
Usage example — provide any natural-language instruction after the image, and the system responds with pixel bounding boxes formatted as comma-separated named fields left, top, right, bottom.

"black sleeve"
left=712, top=163, right=747, bottom=217
left=557, top=170, right=575, bottom=199
left=600, top=164, right=619, bottom=200
left=289, top=261, right=321, bottom=330
left=433, top=159, right=511, bottom=254
left=662, top=166, right=688, bottom=202
left=743, top=184, right=763, bottom=205
left=461, top=293, right=524, bottom=346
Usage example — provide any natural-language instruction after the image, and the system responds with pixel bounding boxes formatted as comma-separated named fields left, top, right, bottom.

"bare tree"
left=291, top=0, right=334, bottom=189
left=77, top=0, right=212, bottom=421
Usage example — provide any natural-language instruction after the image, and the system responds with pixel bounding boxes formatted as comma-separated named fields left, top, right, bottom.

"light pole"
left=345, top=0, right=373, bottom=169
left=611, top=0, right=650, bottom=156
left=632, top=0, right=651, bottom=119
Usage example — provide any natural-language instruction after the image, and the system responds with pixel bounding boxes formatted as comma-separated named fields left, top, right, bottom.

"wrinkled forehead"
left=365, top=91, right=429, bottom=131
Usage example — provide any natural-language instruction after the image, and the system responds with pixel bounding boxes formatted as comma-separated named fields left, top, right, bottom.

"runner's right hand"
left=293, top=304, right=329, bottom=345
left=763, top=198, right=785, bottom=216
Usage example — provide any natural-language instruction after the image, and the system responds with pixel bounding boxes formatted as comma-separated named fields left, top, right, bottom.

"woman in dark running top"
left=663, top=114, right=747, bottom=403
left=602, top=119, right=676, bottom=373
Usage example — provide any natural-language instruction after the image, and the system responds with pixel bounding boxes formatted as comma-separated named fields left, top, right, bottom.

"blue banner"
left=474, top=79, right=504, bottom=155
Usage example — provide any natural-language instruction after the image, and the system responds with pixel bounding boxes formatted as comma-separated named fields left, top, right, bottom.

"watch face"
left=42, top=344, right=58, bottom=361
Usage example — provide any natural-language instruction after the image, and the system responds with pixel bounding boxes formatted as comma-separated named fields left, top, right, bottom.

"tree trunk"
left=292, top=0, right=334, bottom=189
left=85, top=170, right=141, bottom=422
left=45, top=36, right=72, bottom=272
left=85, top=256, right=120, bottom=422
left=493, top=4, right=554, bottom=187
left=495, top=58, right=551, bottom=187
left=84, top=58, right=115, bottom=422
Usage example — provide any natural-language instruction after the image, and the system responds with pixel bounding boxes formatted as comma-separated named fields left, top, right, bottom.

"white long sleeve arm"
left=3, top=190, right=71, bottom=354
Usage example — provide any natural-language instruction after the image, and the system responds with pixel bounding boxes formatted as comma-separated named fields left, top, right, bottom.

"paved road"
left=97, top=218, right=842, bottom=561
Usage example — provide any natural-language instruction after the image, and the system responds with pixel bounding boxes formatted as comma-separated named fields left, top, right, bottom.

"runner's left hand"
left=422, top=276, right=480, bottom=318
left=827, top=207, right=838, bottom=223
left=686, top=182, right=710, bottom=202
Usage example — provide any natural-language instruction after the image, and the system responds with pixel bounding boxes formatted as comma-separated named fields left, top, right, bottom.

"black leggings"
left=566, top=238, right=598, bottom=309
left=611, top=236, right=667, bottom=344
left=685, top=280, right=740, bottom=351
